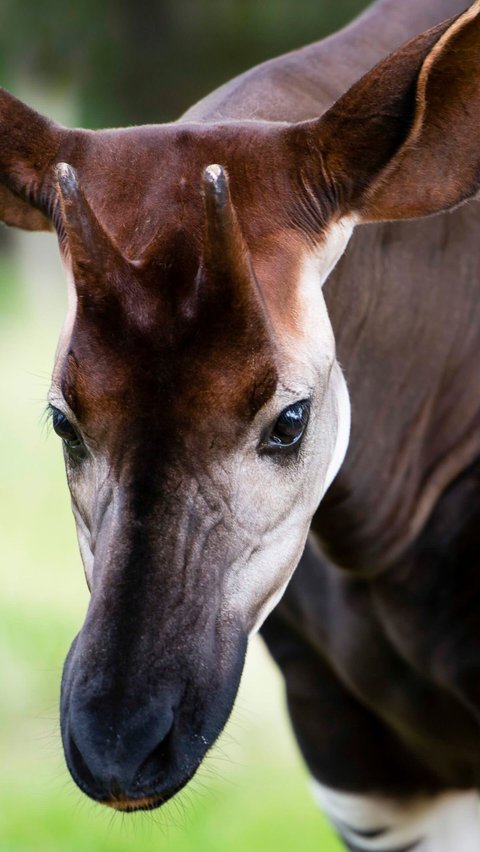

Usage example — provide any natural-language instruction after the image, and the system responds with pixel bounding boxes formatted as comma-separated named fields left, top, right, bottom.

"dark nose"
left=63, top=697, right=177, bottom=802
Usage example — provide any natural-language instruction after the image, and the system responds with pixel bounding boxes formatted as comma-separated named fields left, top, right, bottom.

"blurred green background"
left=0, top=2, right=370, bottom=850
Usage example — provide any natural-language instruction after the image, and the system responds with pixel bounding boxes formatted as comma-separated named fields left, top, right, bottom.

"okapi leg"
left=260, top=602, right=444, bottom=798
left=261, top=606, right=479, bottom=851
left=312, top=783, right=480, bottom=852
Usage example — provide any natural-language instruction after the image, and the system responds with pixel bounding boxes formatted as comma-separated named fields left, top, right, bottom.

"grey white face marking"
left=223, top=355, right=350, bottom=637
left=232, top=222, right=354, bottom=634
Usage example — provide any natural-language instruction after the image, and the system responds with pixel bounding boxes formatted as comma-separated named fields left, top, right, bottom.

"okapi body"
left=2, top=0, right=480, bottom=848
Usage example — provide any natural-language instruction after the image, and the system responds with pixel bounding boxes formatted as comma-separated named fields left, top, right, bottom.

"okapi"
left=2, top=0, right=480, bottom=847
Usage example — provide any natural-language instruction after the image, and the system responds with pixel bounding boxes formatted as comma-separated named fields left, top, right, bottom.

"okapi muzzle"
left=61, top=484, right=248, bottom=808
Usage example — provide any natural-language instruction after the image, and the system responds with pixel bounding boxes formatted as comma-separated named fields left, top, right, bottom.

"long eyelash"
left=41, top=403, right=55, bottom=434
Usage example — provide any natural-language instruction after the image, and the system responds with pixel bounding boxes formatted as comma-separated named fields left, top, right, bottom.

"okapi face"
left=48, top=127, right=352, bottom=809
left=2, top=0, right=480, bottom=811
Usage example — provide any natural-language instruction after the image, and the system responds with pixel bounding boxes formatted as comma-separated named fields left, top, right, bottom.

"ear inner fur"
left=364, top=0, right=480, bottom=220
left=300, top=2, right=480, bottom=222
left=0, top=87, right=66, bottom=230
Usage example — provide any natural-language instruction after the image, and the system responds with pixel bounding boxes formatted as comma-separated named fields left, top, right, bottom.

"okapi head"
left=2, top=3, right=480, bottom=810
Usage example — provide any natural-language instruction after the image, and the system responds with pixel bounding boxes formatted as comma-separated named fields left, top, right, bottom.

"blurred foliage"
left=0, top=0, right=368, bottom=126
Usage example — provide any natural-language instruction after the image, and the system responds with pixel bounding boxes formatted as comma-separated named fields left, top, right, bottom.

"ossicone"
left=55, top=163, right=127, bottom=274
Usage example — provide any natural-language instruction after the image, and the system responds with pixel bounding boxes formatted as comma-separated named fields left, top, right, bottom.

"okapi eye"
left=264, top=399, right=310, bottom=452
left=50, top=407, right=86, bottom=461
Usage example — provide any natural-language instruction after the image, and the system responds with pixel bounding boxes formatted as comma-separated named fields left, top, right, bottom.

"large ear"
left=0, top=88, right=66, bottom=231
left=300, top=1, right=480, bottom=222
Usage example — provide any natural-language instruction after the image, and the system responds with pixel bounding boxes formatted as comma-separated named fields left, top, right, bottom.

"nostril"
left=132, top=717, right=176, bottom=790
left=68, top=732, right=103, bottom=797
left=63, top=701, right=178, bottom=801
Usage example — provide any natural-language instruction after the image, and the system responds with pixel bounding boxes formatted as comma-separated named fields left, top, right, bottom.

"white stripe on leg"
left=312, top=780, right=480, bottom=851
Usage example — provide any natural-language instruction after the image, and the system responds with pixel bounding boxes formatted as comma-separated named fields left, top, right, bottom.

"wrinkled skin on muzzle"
left=61, top=473, right=248, bottom=808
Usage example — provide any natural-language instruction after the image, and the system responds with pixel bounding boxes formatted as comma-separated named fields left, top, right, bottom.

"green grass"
left=0, top=238, right=342, bottom=852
